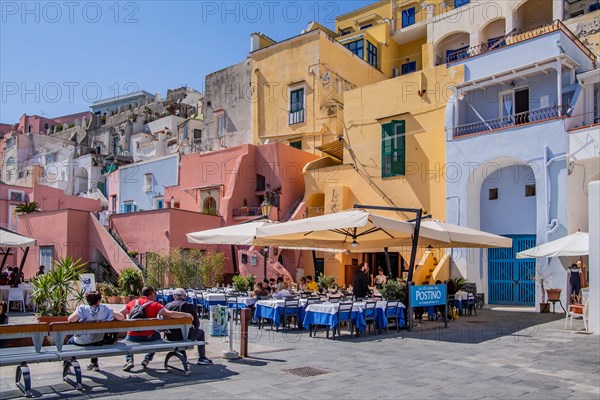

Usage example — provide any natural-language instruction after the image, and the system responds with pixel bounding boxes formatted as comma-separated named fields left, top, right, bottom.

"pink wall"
left=32, top=184, right=101, bottom=213
left=106, top=170, right=119, bottom=214
left=18, top=209, right=138, bottom=278
left=17, top=112, right=91, bottom=134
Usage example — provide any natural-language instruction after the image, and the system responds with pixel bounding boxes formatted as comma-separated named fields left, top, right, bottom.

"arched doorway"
left=203, top=196, right=217, bottom=215
left=513, top=0, right=553, bottom=32
left=434, top=31, right=470, bottom=65
left=481, top=164, right=537, bottom=305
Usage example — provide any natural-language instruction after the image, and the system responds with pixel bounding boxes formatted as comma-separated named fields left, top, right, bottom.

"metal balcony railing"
left=289, top=109, right=305, bottom=125
left=454, top=105, right=565, bottom=137
left=446, top=20, right=597, bottom=68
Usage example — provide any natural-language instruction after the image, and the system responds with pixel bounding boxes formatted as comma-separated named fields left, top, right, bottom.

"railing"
left=306, top=207, right=324, bottom=217
left=454, top=105, right=564, bottom=137
left=447, top=20, right=597, bottom=68
left=232, top=207, right=262, bottom=217
left=105, top=221, right=143, bottom=270
left=289, top=109, right=305, bottom=125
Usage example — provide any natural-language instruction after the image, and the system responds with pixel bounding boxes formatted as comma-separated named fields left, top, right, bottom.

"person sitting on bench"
left=120, top=285, right=192, bottom=372
left=67, top=291, right=124, bottom=371
left=165, top=288, right=212, bottom=365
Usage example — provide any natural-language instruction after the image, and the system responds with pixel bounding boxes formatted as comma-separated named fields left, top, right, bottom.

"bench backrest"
left=0, top=323, right=48, bottom=352
left=49, top=318, right=194, bottom=351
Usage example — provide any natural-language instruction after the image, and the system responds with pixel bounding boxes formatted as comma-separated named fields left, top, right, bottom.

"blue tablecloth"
left=303, top=310, right=366, bottom=333
left=254, top=304, right=304, bottom=328
left=384, top=306, right=406, bottom=328
left=205, top=299, right=227, bottom=308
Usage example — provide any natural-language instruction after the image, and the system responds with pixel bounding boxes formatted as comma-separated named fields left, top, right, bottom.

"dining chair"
left=282, top=298, right=300, bottom=330
left=385, top=301, right=400, bottom=333
left=7, top=287, right=25, bottom=313
left=363, top=301, right=377, bottom=335
left=565, top=299, right=589, bottom=332
left=332, top=302, right=354, bottom=339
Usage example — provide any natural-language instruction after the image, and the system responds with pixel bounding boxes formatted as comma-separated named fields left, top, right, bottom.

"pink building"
left=17, top=111, right=91, bottom=134
left=109, top=143, right=318, bottom=280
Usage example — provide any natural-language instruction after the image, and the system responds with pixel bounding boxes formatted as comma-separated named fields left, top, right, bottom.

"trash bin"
left=209, top=305, right=229, bottom=337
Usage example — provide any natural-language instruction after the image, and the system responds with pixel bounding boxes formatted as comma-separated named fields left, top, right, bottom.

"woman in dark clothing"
left=0, top=301, right=9, bottom=325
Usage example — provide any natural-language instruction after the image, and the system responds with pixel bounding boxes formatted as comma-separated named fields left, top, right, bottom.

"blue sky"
left=0, top=1, right=374, bottom=123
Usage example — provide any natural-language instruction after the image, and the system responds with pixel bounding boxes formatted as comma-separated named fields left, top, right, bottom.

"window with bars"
left=381, top=120, right=406, bottom=177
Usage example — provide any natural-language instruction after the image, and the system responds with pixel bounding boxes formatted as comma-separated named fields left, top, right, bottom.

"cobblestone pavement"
left=1, top=307, right=598, bottom=399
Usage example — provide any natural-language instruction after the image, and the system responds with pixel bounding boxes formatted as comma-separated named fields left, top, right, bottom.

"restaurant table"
left=354, top=301, right=405, bottom=330
left=303, top=302, right=367, bottom=333
left=254, top=299, right=305, bottom=329
left=227, top=296, right=257, bottom=309
left=0, top=284, right=34, bottom=306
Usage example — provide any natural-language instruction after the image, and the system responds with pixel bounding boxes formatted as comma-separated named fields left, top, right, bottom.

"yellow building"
left=250, top=29, right=387, bottom=154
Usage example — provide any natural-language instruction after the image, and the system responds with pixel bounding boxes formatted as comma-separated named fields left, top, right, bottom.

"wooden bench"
left=0, top=318, right=206, bottom=397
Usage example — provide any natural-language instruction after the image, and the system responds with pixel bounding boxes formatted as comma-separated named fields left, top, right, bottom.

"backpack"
left=128, top=299, right=154, bottom=320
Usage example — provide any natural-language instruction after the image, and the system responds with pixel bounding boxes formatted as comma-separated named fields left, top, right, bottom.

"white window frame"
left=154, top=196, right=165, bottom=209
left=144, top=173, right=153, bottom=192
left=288, top=84, right=306, bottom=125
left=40, top=246, right=54, bottom=271
left=498, top=89, right=515, bottom=118
left=216, top=113, right=225, bottom=137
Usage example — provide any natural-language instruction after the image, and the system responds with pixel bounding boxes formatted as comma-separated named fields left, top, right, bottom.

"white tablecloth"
left=305, top=302, right=363, bottom=315
left=228, top=296, right=257, bottom=306
left=203, top=293, right=226, bottom=302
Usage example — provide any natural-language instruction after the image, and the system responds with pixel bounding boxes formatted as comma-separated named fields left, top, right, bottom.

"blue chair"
left=385, top=301, right=401, bottom=333
left=363, top=301, right=377, bottom=335
left=282, top=298, right=300, bottom=330
left=332, top=302, right=354, bottom=339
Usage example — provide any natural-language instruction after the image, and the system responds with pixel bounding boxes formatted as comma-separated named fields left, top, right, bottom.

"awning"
left=517, top=232, right=588, bottom=259
left=0, top=227, right=36, bottom=248
left=316, top=139, right=344, bottom=161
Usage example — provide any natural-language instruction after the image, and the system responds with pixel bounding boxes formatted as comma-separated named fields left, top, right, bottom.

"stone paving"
left=1, top=307, right=598, bottom=399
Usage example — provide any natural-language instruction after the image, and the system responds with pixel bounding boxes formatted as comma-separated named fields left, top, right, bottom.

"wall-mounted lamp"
left=509, top=81, right=515, bottom=88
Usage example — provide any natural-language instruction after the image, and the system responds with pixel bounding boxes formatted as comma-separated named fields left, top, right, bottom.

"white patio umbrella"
left=187, top=221, right=272, bottom=246
left=516, top=232, right=589, bottom=259
left=254, top=210, right=512, bottom=251
left=0, top=228, right=36, bottom=248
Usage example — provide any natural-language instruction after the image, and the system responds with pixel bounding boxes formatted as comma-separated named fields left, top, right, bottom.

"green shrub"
left=118, top=268, right=144, bottom=296
left=232, top=275, right=249, bottom=292
left=380, top=279, right=407, bottom=301
left=317, top=273, right=336, bottom=290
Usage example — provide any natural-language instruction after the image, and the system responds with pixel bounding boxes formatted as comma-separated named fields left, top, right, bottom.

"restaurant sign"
left=410, top=284, right=447, bottom=307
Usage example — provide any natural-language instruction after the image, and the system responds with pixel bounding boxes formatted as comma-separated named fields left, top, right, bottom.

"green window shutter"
left=381, top=120, right=405, bottom=177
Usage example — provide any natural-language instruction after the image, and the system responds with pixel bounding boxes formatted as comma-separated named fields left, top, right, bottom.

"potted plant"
left=232, top=274, right=249, bottom=293
left=546, top=288, right=562, bottom=302
left=571, top=291, right=584, bottom=314
left=317, top=273, right=337, bottom=291
left=118, top=268, right=144, bottom=303
left=97, top=282, right=121, bottom=304
left=241, top=199, right=249, bottom=216
left=31, top=256, right=87, bottom=321
left=536, top=267, right=551, bottom=313
left=380, top=279, right=407, bottom=301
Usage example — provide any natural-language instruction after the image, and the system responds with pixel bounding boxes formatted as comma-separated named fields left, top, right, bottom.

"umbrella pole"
left=18, top=247, right=30, bottom=275
left=384, top=247, right=392, bottom=278
left=406, top=209, right=423, bottom=332
left=1, top=247, right=11, bottom=270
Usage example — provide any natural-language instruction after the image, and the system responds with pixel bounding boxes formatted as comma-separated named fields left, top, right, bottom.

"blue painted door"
left=488, top=235, right=536, bottom=305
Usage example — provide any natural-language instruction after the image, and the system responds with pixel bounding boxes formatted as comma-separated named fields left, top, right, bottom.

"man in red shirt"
left=119, top=285, right=192, bottom=372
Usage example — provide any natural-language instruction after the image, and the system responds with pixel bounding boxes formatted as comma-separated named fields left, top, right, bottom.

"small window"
left=28, top=125, right=32, bottom=133
left=144, top=173, right=153, bottom=192
left=454, top=0, right=470, bottom=7
left=381, top=120, right=406, bottom=177
left=401, top=61, right=417, bottom=75
left=489, top=188, right=498, bottom=200
left=290, top=140, right=302, bottom=150
left=193, top=129, right=202, bottom=140
left=525, top=184, right=536, bottom=197
left=241, top=254, right=248, bottom=264
left=183, top=125, right=189, bottom=140
left=402, top=7, right=416, bottom=28
left=17, top=170, right=25, bottom=179
left=9, top=190, right=24, bottom=201
left=6, top=138, right=14, bottom=149
left=217, top=115, right=225, bottom=136
left=360, top=23, right=372, bottom=30
left=339, top=27, right=352, bottom=36
left=44, top=123, right=49, bottom=130
left=289, top=88, right=305, bottom=125
left=154, top=197, right=165, bottom=209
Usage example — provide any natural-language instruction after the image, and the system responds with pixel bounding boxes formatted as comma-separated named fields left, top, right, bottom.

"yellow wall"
left=299, top=64, right=464, bottom=283
left=336, top=0, right=392, bottom=34
left=251, top=30, right=387, bottom=154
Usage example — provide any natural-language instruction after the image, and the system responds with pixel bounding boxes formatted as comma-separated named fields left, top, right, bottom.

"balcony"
left=288, top=109, right=305, bottom=125
left=454, top=105, right=565, bottom=138
left=446, top=20, right=596, bottom=69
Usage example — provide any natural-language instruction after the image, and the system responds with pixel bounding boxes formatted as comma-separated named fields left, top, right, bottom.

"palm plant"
left=117, top=268, right=144, bottom=296
left=15, top=201, right=40, bottom=214
left=31, top=256, right=87, bottom=316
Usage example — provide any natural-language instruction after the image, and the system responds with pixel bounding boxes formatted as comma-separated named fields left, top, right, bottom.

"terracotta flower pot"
left=546, top=288, right=562, bottom=302
left=108, top=296, right=122, bottom=304
left=571, top=304, right=584, bottom=314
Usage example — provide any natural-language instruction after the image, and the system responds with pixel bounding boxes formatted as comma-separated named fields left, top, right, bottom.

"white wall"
left=588, top=180, right=599, bottom=333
